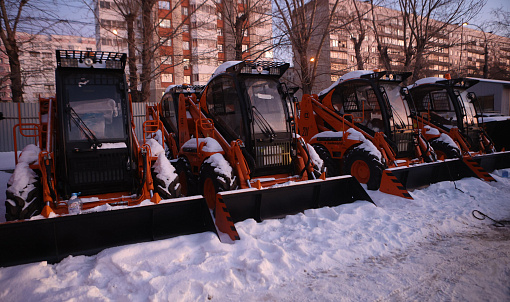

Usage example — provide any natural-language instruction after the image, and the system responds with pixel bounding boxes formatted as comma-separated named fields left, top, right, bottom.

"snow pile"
left=182, top=137, right=224, bottom=153
left=153, top=153, right=177, bottom=186
left=204, top=153, right=234, bottom=187
left=97, top=143, right=127, bottom=149
left=345, top=128, right=382, bottom=161
left=319, top=70, right=374, bottom=96
left=145, top=138, right=165, bottom=157
left=424, top=125, right=440, bottom=136
left=6, top=145, right=41, bottom=205
left=306, top=143, right=323, bottom=170
left=407, top=76, right=444, bottom=89
left=18, top=144, right=40, bottom=164
left=437, top=133, right=460, bottom=151
left=311, top=131, right=344, bottom=140
left=149, top=139, right=178, bottom=192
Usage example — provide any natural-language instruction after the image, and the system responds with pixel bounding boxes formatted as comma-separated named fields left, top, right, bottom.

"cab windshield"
left=245, top=78, right=288, bottom=134
left=66, top=82, right=126, bottom=142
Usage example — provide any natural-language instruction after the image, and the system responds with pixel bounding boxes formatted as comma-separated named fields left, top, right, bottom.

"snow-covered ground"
left=0, top=151, right=509, bottom=301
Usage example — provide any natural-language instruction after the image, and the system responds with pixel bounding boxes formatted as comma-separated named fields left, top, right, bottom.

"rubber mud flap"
left=0, top=196, right=215, bottom=268
left=471, top=151, right=510, bottom=173
left=387, top=159, right=479, bottom=191
left=218, top=175, right=373, bottom=223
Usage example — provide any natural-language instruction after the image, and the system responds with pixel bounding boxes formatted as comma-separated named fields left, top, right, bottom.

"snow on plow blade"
left=381, top=158, right=494, bottom=194
left=472, top=151, right=510, bottom=173
left=214, top=176, right=373, bottom=241
left=0, top=196, right=215, bottom=268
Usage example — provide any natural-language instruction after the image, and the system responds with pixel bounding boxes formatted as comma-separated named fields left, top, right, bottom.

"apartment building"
left=0, top=33, right=95, bottom=103
left=94, top=0, right=273, bottom=102
left=309, top=0, right=510, bottom=93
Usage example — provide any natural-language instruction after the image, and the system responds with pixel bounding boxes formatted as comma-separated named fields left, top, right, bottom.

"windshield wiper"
left=67, top=106, right=101, bottom=149
left=252, top=106, right=276, bottom=140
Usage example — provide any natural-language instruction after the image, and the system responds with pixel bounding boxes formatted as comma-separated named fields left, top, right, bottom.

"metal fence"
left=0, top=102, right=156, bottom=152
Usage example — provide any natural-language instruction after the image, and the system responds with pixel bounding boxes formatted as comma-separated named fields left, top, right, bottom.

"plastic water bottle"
left=68, top=193, right=82, bottom=215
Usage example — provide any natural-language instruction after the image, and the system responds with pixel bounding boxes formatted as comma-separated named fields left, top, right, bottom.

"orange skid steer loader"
left=0, top=51, right=216, bottom=267
left=406, top=76, right=510, bottom=173
left=146, top=61, right=373, bottom=241
left=296, top=70, right=494, bottom=199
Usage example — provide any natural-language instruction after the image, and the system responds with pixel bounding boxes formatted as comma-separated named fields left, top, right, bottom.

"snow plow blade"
left=0, top=196, right=215, bottom=268
left=472, top=151, right=510, bottom=173
left=383, top=158, right=491, bottom=192
left=213, top=175, right=373, bottom=240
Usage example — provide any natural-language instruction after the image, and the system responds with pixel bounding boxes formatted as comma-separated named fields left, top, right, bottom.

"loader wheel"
left=343, top=147, right=384, bottom=190
left=199, top=159, right=235, bottom=210
left=5, top=177, right=43, bottom=221
left=175, top=157, right=197, bottom=196
left=313, top=144, right=340, bottom=177
left=152, top=168, right=181, bottom=200
left=430, top=138, right=461, bottom=160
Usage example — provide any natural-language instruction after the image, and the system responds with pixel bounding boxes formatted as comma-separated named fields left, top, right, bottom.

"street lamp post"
left=463, top=23, right=491, bottom=78
left=112, top=29, right=120, bottom=52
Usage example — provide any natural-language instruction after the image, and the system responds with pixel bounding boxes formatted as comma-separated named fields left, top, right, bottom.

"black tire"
left=152, top=164, right=181, bottom=200
left=313, top=144, right=340, bottom=177
left=174, top=157, right=197, bottom=196
left=5, top=174, right=43, bottom=221
left=430, top=138, right=461, bottom=159
left=199, top=156, right=236, bottom=210
left=343, top=147, right=385, bottom=190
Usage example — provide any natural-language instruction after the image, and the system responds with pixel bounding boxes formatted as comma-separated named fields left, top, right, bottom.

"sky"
left=28, top=0, right=509, bottom=38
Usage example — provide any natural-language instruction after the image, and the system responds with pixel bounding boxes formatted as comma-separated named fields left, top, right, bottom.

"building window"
left=218, top=44, right=223, bottom=52
left=331, top=39, right=339, bottom=47
left=99, top=1, right=111, bottom=9
left=183, top=24, right=189, bottom=32
left=184, top=75, right=191, bottom=84
left=183, top=42, right=189, bottom=50
left=161, top=73, right=173, bottom=83
left=183, top=58, right=190, bottom=69
left=160, top=19, right=171, bottom=28
left=242, top=44, right=248, bottom=52
left=160, top=37, right=172, bottom=46
left=193, top=74, right=199, bottom=82
left=182, top=7, right=188, bottom=15
left=159, top=1, right=170, bottom=10
left=161, top=56, right=172, bottom=65
left=217, top=28, right=223, bottom=36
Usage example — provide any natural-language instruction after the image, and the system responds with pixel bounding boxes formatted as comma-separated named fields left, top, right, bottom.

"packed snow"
left=182, top=137, right=224, bottom=153
left=0, top=151, right=510, bottom=301
left=319, top=70, right=374, bottom=96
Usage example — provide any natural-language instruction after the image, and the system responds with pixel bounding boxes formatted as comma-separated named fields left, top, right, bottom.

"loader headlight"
left=84, top=58, right=94, bottom=67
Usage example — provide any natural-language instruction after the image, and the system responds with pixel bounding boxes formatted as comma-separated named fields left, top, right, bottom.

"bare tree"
left=397, top=0, right=486, bottom=81
left=369, top=0, right=392, bottom=71
left=0, top=0, right=28, bottom=102
left=274, top=0, right=340, bottom=94
left=346, top=0, right=371, bottom=70
left=219, top=0, right=273, bottom=60
left=110, top=0, right=141, bottom=101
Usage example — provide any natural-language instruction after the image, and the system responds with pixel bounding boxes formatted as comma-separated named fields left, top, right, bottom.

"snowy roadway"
left=0, top=151, right=509, bottom=301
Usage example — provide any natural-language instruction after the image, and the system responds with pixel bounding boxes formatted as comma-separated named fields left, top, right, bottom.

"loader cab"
left=203, top=61, right=295, bottom=176
left=55, top=50, right=134, bottom=198
left=321, top=71, right=412, bottom=139
left=408, top=78, right=480, bottom=134
left=161, top=85, right=205, bottom=142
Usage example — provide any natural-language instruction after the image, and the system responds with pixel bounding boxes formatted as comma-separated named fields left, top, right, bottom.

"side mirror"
left=467, top=92, right=476, bottom=103
left=288, top=86, right=300, bottom=95
left=400, top=87, right=409, bottom=95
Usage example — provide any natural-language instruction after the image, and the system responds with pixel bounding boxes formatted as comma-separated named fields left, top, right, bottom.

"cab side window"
left=162, top=95, right=177, bottom=129
left=206, top=76, right=244, bottom=139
